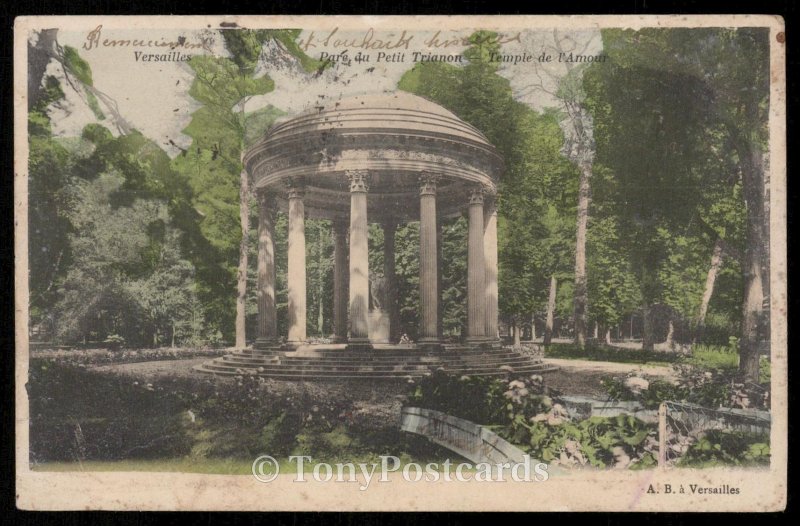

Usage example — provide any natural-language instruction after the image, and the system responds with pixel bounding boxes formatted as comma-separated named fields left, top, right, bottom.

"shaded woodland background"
left=28, top=27, right=770, bottom=381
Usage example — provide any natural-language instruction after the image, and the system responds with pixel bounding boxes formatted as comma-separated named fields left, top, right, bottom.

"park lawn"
left=544, top=343, right=679, bottom=366
left=544, top=343, right=769, bottom=383
left=30, top=455, right=468, bottom=475
left=31, top=457, right=264, bottom=475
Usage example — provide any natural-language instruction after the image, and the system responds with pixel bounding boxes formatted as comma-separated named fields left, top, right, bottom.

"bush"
left=677, top=430, right=770, bottom=467
left=103, top=334, right=126, bottom=351
left=545, top=343, right=680, bottom=364
left=408, top=369, right=540, bottom=424
left=601, top=364, right=770, bottom=411
left=28, top=360, right=445, bottom=465
left=408, top=369, right=658, bottom=469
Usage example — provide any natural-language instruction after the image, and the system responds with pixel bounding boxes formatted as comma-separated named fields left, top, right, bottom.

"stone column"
left=484, top=195, right=499, bottom=342
left=437, top=212, right=444, bottom=340
left=286, top=182, right=306, bottom=345
left=418, top=173, right=440, bottom=346
left=256, top=191, right=278, bottom=346
left=332, top=220, right=349, bottom=343
left=382, top=220, right=400, bottom=343
left=347, top=170, right=372, bottom=349
left=466, top=186, right=487, bottom=342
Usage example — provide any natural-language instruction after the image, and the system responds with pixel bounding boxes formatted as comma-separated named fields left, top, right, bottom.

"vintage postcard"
left=14, top=15, right=786, bottom=511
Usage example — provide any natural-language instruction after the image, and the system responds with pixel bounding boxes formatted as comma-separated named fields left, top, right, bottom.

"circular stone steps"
left=194, top=344, right=557, bottom=381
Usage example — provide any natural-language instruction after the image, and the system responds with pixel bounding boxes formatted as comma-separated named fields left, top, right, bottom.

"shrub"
left=28, top=360, right=446, bottom=465
left=408, top=369, right=541, bottom=424
left=677, top=430, right=770, bottom=467
left=602, top=364, right=769, bottom=411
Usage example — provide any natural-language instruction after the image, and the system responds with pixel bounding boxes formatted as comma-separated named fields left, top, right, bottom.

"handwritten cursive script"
left=83, top=25, right=213, bottom=53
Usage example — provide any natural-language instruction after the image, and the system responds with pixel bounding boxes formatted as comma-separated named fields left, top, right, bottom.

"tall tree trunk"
left=736, top=136, right=767, bottom=382
left=235, top=167, right=249, bottom=348
left=544, top=275, right=557, bottom=346
left=573, top=161, right=591, bottom=348
left=605, top=328, right=612, bottom=345
left=530, top=314, right=536, bottom=341
left=696, top=238, right=725, bottom=340
left=665, top=319, right=675, bottom=350
left=642, top=305, right=655, bottom=351
left=513, top=321, right=521, bottom=348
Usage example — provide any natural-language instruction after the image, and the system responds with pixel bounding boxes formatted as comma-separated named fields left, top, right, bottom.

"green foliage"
left=408, top=369, right=513, bottom=424
left=687, top=343, right=739, bottom=370
left=63, top=45, right=93, bottom=86
left=545, top=343, right=679, bottom=365
left=602, top=362, right=770, bottom=411
left=85, top=92, right=106, bottom=120
left=28, top=75, right=65, bottom=136
left=29, top=361, right=446, bottom=464
left=582, top=27, right=768, bottom=356
left=399, top=33, right=580, bottom=326
left=677, top=430, right=769, bottom=467
left=410, top=370, right=658, bottom=469
left=26, top=27, right=768, bottom=367
left=508, top=414, right=657, bottom=469
left=53, top=170, right=201, bottom=347
left=173, top=29, right=314, bottom=340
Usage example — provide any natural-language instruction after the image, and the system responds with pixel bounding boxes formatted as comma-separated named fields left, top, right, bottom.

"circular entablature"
left=245, top=92, right=503, bottom=222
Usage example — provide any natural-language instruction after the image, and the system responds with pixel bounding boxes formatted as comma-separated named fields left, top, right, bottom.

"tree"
left=585, top=28, right=768, bottom=377
left=501, top=30, right=602, bottom=349
left=177, top=29, right=324, bottom=346
left=399, top=32, right=579, bottom=340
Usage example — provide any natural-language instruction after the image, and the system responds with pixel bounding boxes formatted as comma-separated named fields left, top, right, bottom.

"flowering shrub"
left=409, top=371, right=658, bottom=469
left=602, top=365, right=770, bottom=411
left=495, top=376, right=658, bottom=470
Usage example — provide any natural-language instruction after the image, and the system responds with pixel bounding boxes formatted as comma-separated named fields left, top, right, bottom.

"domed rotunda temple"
left=196, top=92, right=553, bottom=380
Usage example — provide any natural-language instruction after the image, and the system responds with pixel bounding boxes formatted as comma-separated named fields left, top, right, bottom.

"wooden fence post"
left=658, top=402, right=667, bottom=469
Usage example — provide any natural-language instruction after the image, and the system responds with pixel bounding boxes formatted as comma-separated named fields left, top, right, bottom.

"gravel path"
left=91, top=356, right=674, bottom=400
left=541, top=358, right=674, bottom=397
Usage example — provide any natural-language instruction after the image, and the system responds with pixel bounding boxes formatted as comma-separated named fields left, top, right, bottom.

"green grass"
left=545, top=343, right=771, bottom=382
left=544, top=343, right=679, bottom=365
left=30, top=455, right=467, bottom=475
left=686, top=345, right=739, bottom=370
left=32, top=457, right=264, bottom=474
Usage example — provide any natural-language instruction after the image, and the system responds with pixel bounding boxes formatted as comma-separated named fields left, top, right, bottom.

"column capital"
left=286, top=177, right=305, bottom=200
left=347, top=169, right=370, bottom=193
left=419, top=172, right=441, bottom=196
left=468, top=186, right=486, bottom=206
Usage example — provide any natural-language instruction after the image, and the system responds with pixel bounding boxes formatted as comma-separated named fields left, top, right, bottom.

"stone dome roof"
left=244, top=91, right=503, bottom=222
left=265, top=91, right=493, bottom=150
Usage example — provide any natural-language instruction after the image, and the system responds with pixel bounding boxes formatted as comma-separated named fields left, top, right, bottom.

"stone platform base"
left=193, top=343, right=557, bottom=381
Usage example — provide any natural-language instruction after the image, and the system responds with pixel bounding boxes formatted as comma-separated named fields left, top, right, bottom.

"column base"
left=417, top=338, right=443, bottom=352
left=332, top=336, right=349, bottom=344
left=346, top=338, right=373, bottom=352
left=483, top=338, right=503, bottom=350
left=254, top=338, right=282, bottom=350
left=465, top=336, right=494, bottom=348
left=282, top=340, right=306, bottom=350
